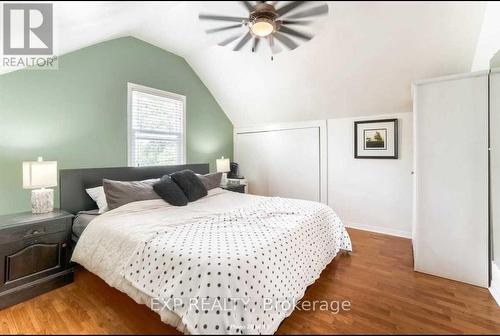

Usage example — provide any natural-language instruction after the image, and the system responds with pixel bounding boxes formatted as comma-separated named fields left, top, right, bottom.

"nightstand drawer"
left=222, top=184, right=246, bottom=193
left=0, top=217, right=71, bottom=245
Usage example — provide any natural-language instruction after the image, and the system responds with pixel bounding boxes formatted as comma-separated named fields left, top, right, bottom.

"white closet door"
left=413, top=73, right=489, bottom=287
left=234, top=123, right=326, bottom=202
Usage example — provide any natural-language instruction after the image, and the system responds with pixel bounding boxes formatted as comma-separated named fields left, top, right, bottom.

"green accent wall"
left=0, top=37, right=233, bottom=215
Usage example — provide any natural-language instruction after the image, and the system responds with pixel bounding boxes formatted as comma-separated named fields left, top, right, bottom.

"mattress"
left=72, top=210, right=99, bottom=239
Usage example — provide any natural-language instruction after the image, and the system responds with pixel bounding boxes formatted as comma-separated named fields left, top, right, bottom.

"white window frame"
left=127, top=83, right=187, bottom=167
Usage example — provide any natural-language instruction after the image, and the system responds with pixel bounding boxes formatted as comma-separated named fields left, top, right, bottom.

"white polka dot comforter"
left=72, top=189, right=351, bottom=335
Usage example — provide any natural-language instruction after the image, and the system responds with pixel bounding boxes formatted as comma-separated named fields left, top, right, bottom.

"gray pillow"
left=197, top=172, right=222, bottom=191
left=170, top=170, right=207, bottom=202
left=103, top=178, right=160, bottom=210
left=153, top=175, right=188, bottom=206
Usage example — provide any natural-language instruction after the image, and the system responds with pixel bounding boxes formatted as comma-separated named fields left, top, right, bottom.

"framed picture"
left=354, top=119, right=398, bottom=159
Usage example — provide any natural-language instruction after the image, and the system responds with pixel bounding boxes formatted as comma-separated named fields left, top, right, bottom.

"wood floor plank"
left=0, top=228, right=499, bottom=334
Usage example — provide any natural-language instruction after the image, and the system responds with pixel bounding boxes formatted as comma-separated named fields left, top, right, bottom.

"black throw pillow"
left=153, top=175, right=188, bottom=206
left=170, top=169, right=208, bottom=202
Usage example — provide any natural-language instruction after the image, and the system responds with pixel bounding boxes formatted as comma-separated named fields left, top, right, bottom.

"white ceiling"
left=0, top=1, right=487, bottom=127
left=472, top=2, right=500, bottom=71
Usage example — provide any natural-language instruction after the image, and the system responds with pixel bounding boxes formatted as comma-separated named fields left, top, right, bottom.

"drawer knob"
left=25, top=228, right=45, bottom=237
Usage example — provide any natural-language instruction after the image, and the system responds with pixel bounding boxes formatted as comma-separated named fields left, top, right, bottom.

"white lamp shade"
left=23, top=159, right=58, bottom=189
left=216, top=157, right=230, bottom=173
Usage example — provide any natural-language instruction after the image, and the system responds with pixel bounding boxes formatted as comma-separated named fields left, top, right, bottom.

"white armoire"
left=412, top=71, right=490, bottom=288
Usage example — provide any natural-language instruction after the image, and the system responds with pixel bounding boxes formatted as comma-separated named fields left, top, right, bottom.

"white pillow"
left=86, top=186, right=109, bottom=214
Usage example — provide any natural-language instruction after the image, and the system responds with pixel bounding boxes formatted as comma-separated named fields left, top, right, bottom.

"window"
left=127, top=83, right=186, bottom=167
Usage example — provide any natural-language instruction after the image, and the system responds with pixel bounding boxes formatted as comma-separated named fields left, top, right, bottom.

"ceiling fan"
left=199, top=1, right=329, bottom=57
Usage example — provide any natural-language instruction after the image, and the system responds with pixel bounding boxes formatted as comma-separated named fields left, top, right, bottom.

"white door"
left=413, top=73, right=489, bottom=287
left=234, top=123, right=326, bottom=203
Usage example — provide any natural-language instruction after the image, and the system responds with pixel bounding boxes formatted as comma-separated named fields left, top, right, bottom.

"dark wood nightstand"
left=0, top=210, right=74, bottom=309
left=221, top=184, right=246, bottom=193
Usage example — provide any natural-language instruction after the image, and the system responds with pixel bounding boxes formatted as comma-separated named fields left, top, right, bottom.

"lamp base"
left=31, top=189, right=54, bottom=214
left=220, top=172, right=228, bottom=187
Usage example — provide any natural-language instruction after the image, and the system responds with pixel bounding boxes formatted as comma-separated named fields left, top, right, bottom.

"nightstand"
left=0, top=210, right=74, bottom=309
left=221, top=184, right=246, bottom=194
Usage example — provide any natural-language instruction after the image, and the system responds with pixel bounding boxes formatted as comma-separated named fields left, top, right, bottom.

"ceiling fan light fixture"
left=250, top=18, right=275, bottom=38
left=199, top=1, right=329, bottom=54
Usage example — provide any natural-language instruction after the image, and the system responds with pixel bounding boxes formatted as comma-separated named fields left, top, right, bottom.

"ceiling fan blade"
left=206, top=24, right=243, bottom=34
left=268, top=36, right=282, bottom=54
left=278, top=26, right=312, bottom=41
left=233, top=31, right=252, bottom=51
left=281, top=20, right=313, bottom=26
left=240, top=1, right=254, bottom=11
left=274, top=32, right=298, bottom=50
left=252, top=38, right=261, bottom=52
left=199, top=14, right=247, bottom=23
left=285, top=4, right=329, bottom=19
left=218, top=34, right=243, bottom=46
left=276, top=1, right=307, bottom=17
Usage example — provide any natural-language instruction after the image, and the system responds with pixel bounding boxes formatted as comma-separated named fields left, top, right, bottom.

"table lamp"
left=216, top=156, right=230, bottom=186
left=23, top=157, right=57, bottom=214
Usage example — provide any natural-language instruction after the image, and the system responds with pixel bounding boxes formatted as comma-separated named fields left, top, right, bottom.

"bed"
left=61, top=164, right=352, bottom=335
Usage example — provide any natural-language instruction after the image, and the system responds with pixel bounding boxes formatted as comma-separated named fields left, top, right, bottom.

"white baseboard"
left=489, top=262, right=500, bottom=306
left=343, top=221, right=412, bottom=239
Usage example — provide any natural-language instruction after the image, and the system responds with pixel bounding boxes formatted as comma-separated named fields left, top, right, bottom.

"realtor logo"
left=2, top=3, right=56, bottom=70
left=3, top=3, right=53, bottom=55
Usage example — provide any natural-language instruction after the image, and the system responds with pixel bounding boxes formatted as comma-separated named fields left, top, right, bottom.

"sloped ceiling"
left=471, top=2, right=500, bottom=71
left=0, top=1, right=486, bottom=127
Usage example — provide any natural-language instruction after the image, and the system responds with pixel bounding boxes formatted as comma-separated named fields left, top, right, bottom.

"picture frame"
left=354, top=118, right=398, bottom=159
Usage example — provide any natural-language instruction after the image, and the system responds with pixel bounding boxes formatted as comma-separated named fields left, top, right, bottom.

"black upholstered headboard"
left=59, top=164, right=209, bottom=214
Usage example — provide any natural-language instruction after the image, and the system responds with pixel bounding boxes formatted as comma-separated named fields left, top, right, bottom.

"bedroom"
left=0, top=1, right=499, bottom=334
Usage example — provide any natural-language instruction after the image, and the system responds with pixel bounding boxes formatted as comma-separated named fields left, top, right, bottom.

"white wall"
left=471, top=2, right=500, bottom=71
left=327, top=112, right=413, bottom=238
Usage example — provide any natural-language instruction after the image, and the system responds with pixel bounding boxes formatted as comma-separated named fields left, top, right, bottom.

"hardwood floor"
left=1, top=228, right=499, bottom=334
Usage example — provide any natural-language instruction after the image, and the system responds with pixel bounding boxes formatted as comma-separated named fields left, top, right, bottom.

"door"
left=234, top=122, right=327, bottom=203
left=413, top=73, right=489, bottom=288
